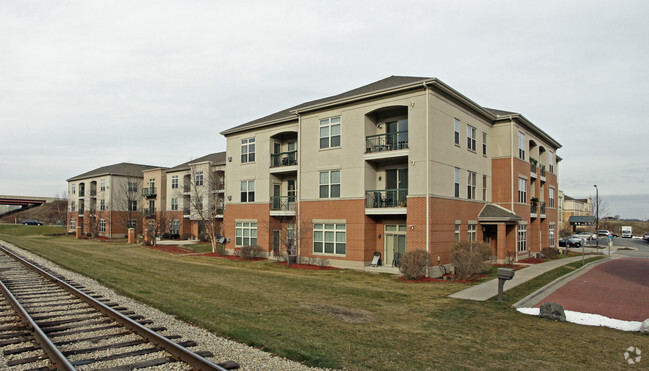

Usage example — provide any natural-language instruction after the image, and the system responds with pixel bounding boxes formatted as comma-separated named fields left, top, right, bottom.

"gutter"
left=424, top=82, right=431, bottom=277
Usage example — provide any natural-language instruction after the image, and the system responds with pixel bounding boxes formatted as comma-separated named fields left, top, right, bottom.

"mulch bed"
left=273, top=263, right=340, bottom=270
left=399, top=274, right=487, bottom=283
left=517, top=257, right=546, bottom=264
left=492, top=263, right=527, bottom=270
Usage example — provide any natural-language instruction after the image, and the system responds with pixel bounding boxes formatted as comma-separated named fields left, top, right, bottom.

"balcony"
left=365, top=189, right=408, bottom=215
left=142, top=187, right=157, bottom=198
left=211, top=183, right=225, bottom=193
left=78, top=207, right=84, bottom=217
left=270, top=196, right=296, bottom=216
left=183, top=184, right=191, bottom=194
left=539, top=164, right=546, bottom=181
left=89, top=190, right=97, bottom=198
left=540, top=202, right=546, bottom=218
left=143, top=208, right=156, bottom=218
left=78, top=190, right=85, bottom=197
left=530, top=203, right=538, bottom=218
left=183, top=207, right=191, bottom=217
left=364, top=132, right=409, bottom=163
left=270, top=151, right=298, bottom=174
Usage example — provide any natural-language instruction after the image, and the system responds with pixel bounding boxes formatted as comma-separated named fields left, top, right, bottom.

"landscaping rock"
left=539, top=302, right=566, bottom=322
left=641, top=319, right=649, bottom=335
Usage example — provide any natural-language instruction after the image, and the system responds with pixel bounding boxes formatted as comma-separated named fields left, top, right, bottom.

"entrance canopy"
left=478, top=204, right=523, bottom=224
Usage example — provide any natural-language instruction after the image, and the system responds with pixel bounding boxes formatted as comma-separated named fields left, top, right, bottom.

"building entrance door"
left=384, top=224, right=407, bottom=266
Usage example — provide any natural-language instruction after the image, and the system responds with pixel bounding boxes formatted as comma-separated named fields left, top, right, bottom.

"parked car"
left=610, top=231, right=619, bottom=238
left=643, top=232, right=649, bottom=241
left=566, top=235, right=583, bottom=247
left=576, top=231, right=595, bottom=240
left=598, top=230, right=611, bottom=236
left=22, top=219, right=43, bottom=225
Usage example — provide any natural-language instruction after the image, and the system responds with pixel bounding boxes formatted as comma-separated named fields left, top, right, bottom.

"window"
left=467, top=172, right=476, bottom=200
left=549, top=224, right=555, bottom=247
left=549, top=188, right=555, bottom=208
left=319, top=170, right=340, bottom=198
left=171, top=198, right=178, bottom=211
left=518, top=132, right=526, bottom=160
left=467, top=125, right=476, bottom=151
left=128, top=181, right=138, bottom=192
left=454, top=168, right=460, bottom=198
left=482, top=175, right=488, bottom=201
left=171, top=175, right=179, bottom=189
left=518, top=178, right=527, bottom=203
left=71, top=184, right=76, bottom=194
left=241, top=138, right=255, bottom=163
left=235, top=222, right=257, bottom=246
left=468, top=224, right=476, bottom=242
left=241, top=180, right=255, bottom=202
left=517, top=224, right=527, bottom=252
left=482, top=132, right=487, bottom=156
left=100, top=199, right=106, bottom=211
left=70, top=201, right=76, bottom=212
left=313, top=223, right=346, bottom=255
left=128, top=200, right=137, bottom=211
left=319, top=116, right=341, bottom=149
left=127, top=219, right=137, bottom=229
left=99, top=219, right=106, bottom=232
left=454, top=118, right=460, bottom=145
left=148, top=178, right=155, bottom=188
left=70, top=218, right=76, bottom=231
left=195, top=171, right=204, bottom=186
left=548, top=152, right=554, bottom=173
left=170, top=220, right=180, bottom=235
left=455, top=224, right=460, bottom=243
left=100, top=179, right=106, bottom=191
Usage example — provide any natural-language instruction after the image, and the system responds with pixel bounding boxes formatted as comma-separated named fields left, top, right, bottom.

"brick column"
left=76, top=225, right=82, bottom=239
left=128, top=228, right=135, bottom=244
left=497, top=223, right=507, bottom=263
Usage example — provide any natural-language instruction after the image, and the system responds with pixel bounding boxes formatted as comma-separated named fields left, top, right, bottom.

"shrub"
left=239, top=245, right=263, bottom=260
left=161, top=232, right=171, bottom=239
left=299, top=256, right=317, bottom=265
left=451, top=241, right=494, bottom=281
left=181, top=232, right=192, bottom=240
left=399, top=250, right=431, bottom=280
left=318, top=257, right=330, bottom=268
left=198, top=232, right=210, bottom=242
left=541, top=247, right=558, bottom=259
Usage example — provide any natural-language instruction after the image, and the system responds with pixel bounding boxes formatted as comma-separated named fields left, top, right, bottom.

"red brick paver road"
left=535, top=258, right=649, bottom=321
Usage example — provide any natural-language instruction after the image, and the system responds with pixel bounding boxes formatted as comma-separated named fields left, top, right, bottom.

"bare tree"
left=186, top=168, right=224, bottom=253
left=54, top=191, right=68, bottom=233
left=112, top=177, right=143, bottom=236
left=145, top=210, right=168, bottom=246
left=263, top=215, right=310, bottom=267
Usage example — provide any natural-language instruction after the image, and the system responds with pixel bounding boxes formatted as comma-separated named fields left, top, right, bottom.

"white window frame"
left=468, top=224, right=476, bottom=242
left=482, top=175, right=488, bottom=201
left=454, top=224, right=460, bottom=243
left=454, top=168, right=460, bottom=198
left=319, top=170, right=340, bottom=198
left=235, top=222, right=257, bottom=247
left=100, top=179, right=106, bottom=191
left=171, top=198, right=178, bottom=211
left=70, top=218, right=76, bottom=231
left=195, top=171, right=204, bottom=186
left=454, top=118, right=460, bottom=145
left=313, top=223, right=346, bottom=255
left=482, top=132, right=487, bottom=156
left=549, top=188, right=555, bottom=208
left=518, top=224, right=527, bottom=252
left=548, top=152, right=554, bottom=173
left=241, top=180, right=255, bottom=203
left=467, top=125, right=476, bottom=151
left=518, top=177, right=527, bottom=203
left=127, top=219, right=137, bottom=229
left=467, top=171, right=476, bottom=200
left=241, top=138, right=256, bottom=163
left=170, top=220, right=180, bottom=235
left=100, top=199, right=106, bottom=211
left=171, top=175, right=179, bottom=189
left=518, top=132, right=526, bottom=160
left=99, top=219, right=106, bottom=232
left=71, top=184, right=76, bottom=194
left=319, top=117, right=341, bottom=149
left=549, top=223, right=555, bottom=247
left=128, top=200, right=137, bottom=211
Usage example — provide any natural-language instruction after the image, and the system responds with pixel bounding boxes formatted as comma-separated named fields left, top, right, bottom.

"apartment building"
left=164, top=152, right=226, bottom=238
left=220, top=76, right=561, bottom=270
left=558, top=191, right=594, bottom=233
left=67, top=163, right=159, bottom=238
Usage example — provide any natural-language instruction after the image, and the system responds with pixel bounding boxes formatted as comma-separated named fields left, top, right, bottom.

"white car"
left=576, top=232, right=595, bottom=240
left=598, top=230, right=611, bottom=237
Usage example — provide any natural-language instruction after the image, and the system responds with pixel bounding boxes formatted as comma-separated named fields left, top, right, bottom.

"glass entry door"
left=384, top=224, right=407, bottom=266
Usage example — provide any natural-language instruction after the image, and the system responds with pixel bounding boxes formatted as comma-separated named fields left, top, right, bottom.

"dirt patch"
left=299, top=302, right=374, bottom=323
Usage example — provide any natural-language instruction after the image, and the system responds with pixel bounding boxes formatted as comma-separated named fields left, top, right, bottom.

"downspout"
left=510, top=115, right=517, bottom=262
left=109, top=177, right=113, bottom=239
left=297, top=113, right=301, bottom=259
left=423, top=82, right=430, bottom=277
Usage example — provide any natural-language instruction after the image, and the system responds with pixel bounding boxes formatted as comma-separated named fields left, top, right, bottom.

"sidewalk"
left=448, top=255, right=589, bottom=301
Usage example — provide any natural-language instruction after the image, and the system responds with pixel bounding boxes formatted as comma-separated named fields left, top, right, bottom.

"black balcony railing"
left=183, top=184, right=191, bottom=193
left=540, top=202, right=546, bottom=215
left=531, top=203, right=538, bottom=214
left=365, top=131, right=408, bottom=153
left=79, top=190, right=85, bottom=197
left=89, top=190, right=97, bottom=197
left=271, top=151, right=297, bottom=168
left=142, top=187, right=157, bottom=197
left=270, top=196, right=296, bottom=211
left=530, top=158, right=537, bottom=173
left=183, top=207, right=190, bottom=215
left=540, top=164, right=546, bottom=177
left=143, top=208, right=156, bottom=218
left=365, top=189, right=408, bottom=208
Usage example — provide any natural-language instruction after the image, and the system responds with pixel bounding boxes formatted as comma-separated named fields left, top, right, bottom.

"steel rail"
left=0, top=245, right=228, bottom=371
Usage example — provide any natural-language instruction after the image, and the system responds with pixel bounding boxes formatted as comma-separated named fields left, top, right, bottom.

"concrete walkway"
left=448, top=255, right=588, bottom=301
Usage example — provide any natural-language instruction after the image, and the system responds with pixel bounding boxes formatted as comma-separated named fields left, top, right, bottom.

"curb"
left=511, top=256, right=613, bottom=308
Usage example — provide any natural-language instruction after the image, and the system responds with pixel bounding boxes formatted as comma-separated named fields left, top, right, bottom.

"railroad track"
left=0, top=244, right=239, bottom=370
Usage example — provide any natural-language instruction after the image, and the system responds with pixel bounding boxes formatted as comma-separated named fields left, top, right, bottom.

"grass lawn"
left=1, top=224, right=647, bottom=370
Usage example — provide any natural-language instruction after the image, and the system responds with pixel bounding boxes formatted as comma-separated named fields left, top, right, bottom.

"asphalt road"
left=573, top=235, right=649, bottom=258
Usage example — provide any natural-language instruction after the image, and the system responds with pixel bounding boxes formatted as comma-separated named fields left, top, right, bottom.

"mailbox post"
left=497, top=268, right=515, bottom=302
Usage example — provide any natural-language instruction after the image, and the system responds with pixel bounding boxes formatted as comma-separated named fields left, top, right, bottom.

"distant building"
left=558, top=191, right=593, bottom=232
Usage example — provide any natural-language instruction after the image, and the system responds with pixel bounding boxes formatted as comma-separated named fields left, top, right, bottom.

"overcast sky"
left=1, top=0, right=648, bottom=219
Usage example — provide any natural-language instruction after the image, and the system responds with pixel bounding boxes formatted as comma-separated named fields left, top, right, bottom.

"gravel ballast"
left=0, top=240, right=327, bottom=370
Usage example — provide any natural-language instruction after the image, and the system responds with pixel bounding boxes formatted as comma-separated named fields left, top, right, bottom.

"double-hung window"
left=100, top=179, right=106, bottom=191
left=171, top=175, right=178, bottom=189
left=482, top=132, right=487, bottom=156
left=100, top=199, right=106, bottom=211
left=549, top=188, right=555, bottom=208
left=319, top=117, right=341, bottom=149
left=548, top=152, right=554, bottom=173
left=241, top=138, right=255, bottom=163
left=99, top=219, right=106, bottom=232
left=517, top=224, right=527, bottom=252
left=128, top=200, right=137, bottom=211
left=169, top=220, right=180, bottom=235
left=454, top=168, right=460, bottom=198
left=235, top=222, right=257, bottom=246
left=518, top=178, right=527, bottom=203
left=454, top=118, right=460, bottom=145
left=195, top=171, right=204, bottom=186
left=467, top=125, right=476, bottom=151
left=70, top=218, right=76, bottom=231
left=482, top=175, right=488, bottom=201
left=549, top=224, right=555, bottom=247
left=71, top=184, right=76, bottom=194
left=313, top=223, right=346, bottom=255
left=518, top=132, right=526, bottom=160
left=319, top=170, right=340, bottom=198
left=468, top=224, right=476, bottom=242
left=171, top=198, right=178, bottom=211
left=467, top=171, right=476, bottom=200
left=454, top=224, right=460, bottom=243
left=241, top=180, right=255, bottom=202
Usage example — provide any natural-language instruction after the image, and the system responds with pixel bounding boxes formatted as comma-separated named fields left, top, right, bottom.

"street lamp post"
left=594, top=185, right=599, bottom=251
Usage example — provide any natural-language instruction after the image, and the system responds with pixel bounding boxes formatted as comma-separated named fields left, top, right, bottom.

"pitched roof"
left=568, top=216, right=596, bottom=224
left=478, top=204, right=523, bottom=224
left=67, top=163, right=159, bottom=182
left=221, top=76, right=432, bottom=135
left=166, top=152, right=226, bottom=173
